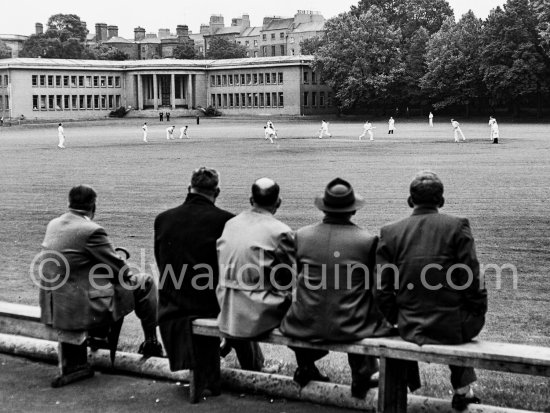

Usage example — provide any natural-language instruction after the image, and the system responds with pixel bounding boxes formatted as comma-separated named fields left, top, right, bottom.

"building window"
left=278, top=73, right=283, bottom=84
left=78, top=76, right=84, bottom=87
left=71, top=76, right=77, bottom=87
left=260, top=93, right=264, bottom=107
left=228, top=75, right=233, bottom=86
left=86, top=76, right=92, bottom=87
left=210, top=75, right=215, bottom=86
left=63, top=76, right=69, bottom=87
left=280, top=45, right=285, bottom=55
left=253, top=74, right=258, bottom=85
left=262, top=46, right=267, bottom=57
left=272, top=92, right=277, bottom=107
left=40, top=95, right=46, bottom=110
left=266, top=92, right=271, bottom=107
left=262, top=34, right=267, bottom=41
left=304, top=92, right=309, bottom=106
left=108, top=76, right=113, bottom=87
left=87, top=95, right=92, bottom=109
left=72, top=95, right=78, bottom=109
left=312, top=72, right=317, bottom=84
left=211, top=94, right=215, bottom=105
left=259, top=73, right=264, bottom=84
left=235, top=93, right=239, bottom=106
left=100, top=76, right=106, bottom=87
left=4, top=75, right=8, bottom=85
left=312, top=92, right=317, bottom=107
left=253, top=93, right=258, bottom=107
left=64, top=95, right=70, bottom=109
left=245, top=41, right=249, bottom=46
left=272, top=73, right=277, bottom=84
left=265, top=73, right=270, bottom=84
left=79, top=95, right=85, bottom=109
left=229, top=94, right=234, bottom=107
left=216, top=75, right=221, bottom=86
left=93, top=76, right=99, bottom=87
left=235, top=74, right=240, bottom=85
left=115, top=77, right=121, bottom=87
left=32, top=95, right=38, bottom=110
left=56, top=76, right=62, bottom=87
left=217, top=94, right=222, bottom=107
left=254, top=51, right=258, bottom=57
left=32, top=75, right=38, bottom=87
left=271, top=45, right=276, bottom=55
left=240, top=74, right=245, bottom=85
left=279, top=92, right=284, bottom=107
left=247, top=93, right=252, bottom=107
left=47, top=95, right=54, bottom=109
left=241, top=93, right=246, bottom=107
left=320, top=92, right=325, bottom=107
left=303, top=71, right=309, bottom=84
left=94, top=95, right=99, bottom=109
left=254, top=40, right=258, bottom=47
left=116, top=95, right=121, bottom=108
left=280, top=32, right=284, bottom=39
left=101, top=95, right=107, bottom=109
left=48, top=76, right=53, bottom=87
left=246, top=74, right=252, bottom=85
left=222, top=75, right=227, bottom=86
left=40, top=75, right=46, bottom=86
left=55, top=95, right=62, bottom=109
left=271, top=33, right=275, bottom=40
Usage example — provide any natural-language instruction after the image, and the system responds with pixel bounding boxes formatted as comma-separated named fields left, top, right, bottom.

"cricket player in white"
left=57, top=123, right=65, bottom=148
left=359, top=121, right=375, bottom=141
left=488, top=116, right=499, bottom=142
left=267, top=120, right=278, bottom=139
left=451, top=119, right=466, bottom=142
left=429, top=112, right=434, bottom=127
left=166, top=125, right=175, bottom=140
left=179, top=125, right=190, bottom=139
left=142, top=122, right=148, bottom=142
left=264, top=126, right=275, bottom=143
left=319, top=120, right=332, bottom=139
left=388, top=117, right=395, bottom=134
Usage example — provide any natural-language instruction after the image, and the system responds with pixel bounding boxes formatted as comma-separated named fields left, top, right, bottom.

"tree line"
left=302, top=0, right=550, bottom=116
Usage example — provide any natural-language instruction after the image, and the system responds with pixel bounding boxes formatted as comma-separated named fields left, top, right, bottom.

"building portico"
left=134, top=73, right=197, bottom=110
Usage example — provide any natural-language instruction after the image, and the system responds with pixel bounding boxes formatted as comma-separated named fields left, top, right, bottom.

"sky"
left=1, top=0, right=505, bottom=38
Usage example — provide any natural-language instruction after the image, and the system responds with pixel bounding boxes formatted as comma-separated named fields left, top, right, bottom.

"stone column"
left=137, top=74, right=143, bottom=110
left=170, top=73, right=176, bottom=110
left=187, top=74, right=193, bottom=108
left=153, top=74, right=158, bottom=110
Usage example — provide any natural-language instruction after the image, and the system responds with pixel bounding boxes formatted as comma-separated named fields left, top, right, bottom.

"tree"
left=310, top=8, right=404, bottom=111
left=173, top=42, right=198, bottom=59
left=86, top=44, right=129, bottom=60
left=205, top=37, right=248, bottom=59
left=420, top=12, right=487, bottom=115
left=351, top=0, right=454, bottom=38
left=20, top=34, right=63, bottom=58
left=532, top=0, right=550, bottom=56
left=0, top=41, right=12, bottom=59
left=300, top=36, right=325, bottom=55
left=46, top=14, right=88, bottom=42
left=480, top=0, right=550, bottom=116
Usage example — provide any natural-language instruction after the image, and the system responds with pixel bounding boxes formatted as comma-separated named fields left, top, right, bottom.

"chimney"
left=95, top=23, right=108, bottom=42
left=35, top=23, right=43, bottom=35
left=200, top=24, right=210, bottom=35
left=241, top=14, right=250, bottom=29
left=158, top=28, right=170, bottom=39
left=134, top=26, right=146, bottom=41
left=209, top=15, right=225, bottom=34
left=107, top=25, right=118, bottom=39
left=176, top=25, right=189, bottom=38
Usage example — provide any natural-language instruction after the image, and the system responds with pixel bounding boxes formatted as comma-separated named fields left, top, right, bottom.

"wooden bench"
left=191, top=318, right=550, bottom=413
left=0, top=301, right=122, bottom=387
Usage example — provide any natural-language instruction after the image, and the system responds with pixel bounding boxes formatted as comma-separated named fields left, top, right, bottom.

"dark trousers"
left=133, top=273, right=158, bottom=334
left=226, top=338, right=264, bottom=371
left=292, top=347, right=377, bottom=386
left=450, top=365, right=477, bottom=389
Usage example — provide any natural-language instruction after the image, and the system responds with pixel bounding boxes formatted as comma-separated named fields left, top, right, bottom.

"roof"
left=138, top=37, right=161, bottom=44
left=263, top=18, right=294, bottom=31
left=105, top=36, right=133, bottom=44
left=0, top=56, right=314, bottom=71
left=292, top=21, right=325, bottom=33
left=0, top=34, right=28, bottom=41
left=238, top=27, right=262, bottom=38
left=207, top=27, right=242, bottom=36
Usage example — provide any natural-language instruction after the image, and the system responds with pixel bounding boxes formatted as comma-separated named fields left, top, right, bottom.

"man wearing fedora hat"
left=376, top=171, right=487, bottom=411
left=280, top=178, right=395, bottom=398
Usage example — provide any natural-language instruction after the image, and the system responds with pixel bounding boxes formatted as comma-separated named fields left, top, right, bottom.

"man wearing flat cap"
left=376, top=171, right=487, bottom=411
left=280, top=178, right=394, bottom=398
left=155, top=168, right=262, bottom=401
left=216, top=178, right=295, bottom=340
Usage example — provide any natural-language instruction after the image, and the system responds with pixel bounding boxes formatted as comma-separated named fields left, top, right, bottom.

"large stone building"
left=0, top=56, right=333, bottom=120
left=0, top=34, right=29, bottom=58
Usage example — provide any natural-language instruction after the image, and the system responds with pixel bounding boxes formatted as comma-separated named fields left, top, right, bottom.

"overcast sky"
left=1, top=0, right=505, bottom=38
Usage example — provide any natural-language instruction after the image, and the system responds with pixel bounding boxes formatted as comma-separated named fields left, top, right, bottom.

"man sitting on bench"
left=376, top=171, right=488, bottom=411
left=38, top=185, right=162, bottom=357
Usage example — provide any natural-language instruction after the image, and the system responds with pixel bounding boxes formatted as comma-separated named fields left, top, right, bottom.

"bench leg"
left=52, top=342, right=94, bottom=388
left=378, top=356, right=408, bottom=413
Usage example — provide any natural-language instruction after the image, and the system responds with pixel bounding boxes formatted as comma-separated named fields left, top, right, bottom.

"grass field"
left=0, top=117, right=549, bottom=411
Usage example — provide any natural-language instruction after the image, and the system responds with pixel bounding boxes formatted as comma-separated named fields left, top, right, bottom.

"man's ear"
left=188, top=185, right=192, bottom=193
left=214, top=187, right=221, bottom=198
left=249, top=196, right=254, bottom=206
left=407, top=196, right=414, bottom=208
left=439, top=196, right=445, bottom=208
left=276, top=198, right=282, bottom=209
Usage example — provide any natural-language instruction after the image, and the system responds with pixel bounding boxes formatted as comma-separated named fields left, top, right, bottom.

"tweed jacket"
left=375, top=207, right=488, bottom=345
left=280, top=216, right=393, bottom=342
left=39, top=210, right=134, bottom=331
left=216, top=208, right=295, bottom=338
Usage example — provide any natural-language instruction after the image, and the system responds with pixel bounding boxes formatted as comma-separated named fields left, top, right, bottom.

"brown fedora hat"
left=314, top=178, right=366, bottom=213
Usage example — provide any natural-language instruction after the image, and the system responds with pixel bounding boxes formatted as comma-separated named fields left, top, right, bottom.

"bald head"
left=251, top=178, right=280, bottom=209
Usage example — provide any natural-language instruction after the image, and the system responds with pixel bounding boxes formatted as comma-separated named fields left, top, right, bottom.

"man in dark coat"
left=154, top=167, right=262, bottom=399
left=280, top=178, right=394, bottom=399
left=376, top=171, right=487, bottom=411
